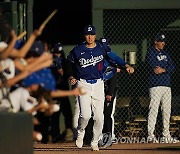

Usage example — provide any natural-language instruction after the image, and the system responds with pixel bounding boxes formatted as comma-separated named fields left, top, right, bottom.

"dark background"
left=0, top=0, right=92, bottom=45
left=33, top=0, right=92, bottom=45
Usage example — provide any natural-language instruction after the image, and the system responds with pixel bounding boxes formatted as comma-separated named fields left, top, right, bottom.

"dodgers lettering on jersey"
left=157, top=55, right=167, bottom=61
left=67, top=42, right=107, bottom=80
left=79, top=55, right=104, bottom=68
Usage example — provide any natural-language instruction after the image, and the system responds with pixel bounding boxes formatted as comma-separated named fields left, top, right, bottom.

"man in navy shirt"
left=67, top=25, right=106, bottom=151
left=146, top=33, right=179, bottom=143
left=67, top=25, right=134, bottom=150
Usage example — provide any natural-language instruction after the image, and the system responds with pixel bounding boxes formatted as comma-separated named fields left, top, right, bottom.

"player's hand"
left=116, top=68, right=121, bottom=73
left=33, top=28, right=43, bottom=37
left=38, top=52, right=53, bottom=62
left=106, top=95, right=112, bottom=101
left=33, top=117, right=40, bottom=125
left=72, top=88, right=81, bottom=96
left=72, top=87, right=86, bottom=96
left=126, top=65, right=134, bottom=74
left=154, top=66, right=165, bottom=74
left=58, top=69, right=64, bottom=76
left=38, top=100, right=49, bottom=112
left=11, top=30, right=18, bottom=41
left=69, top=76, right=77, bottom=85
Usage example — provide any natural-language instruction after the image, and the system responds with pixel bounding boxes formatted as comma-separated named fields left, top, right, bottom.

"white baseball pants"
left=148, top=86, right=171, bottom=137
left=77, top=79, right=104, bottom=146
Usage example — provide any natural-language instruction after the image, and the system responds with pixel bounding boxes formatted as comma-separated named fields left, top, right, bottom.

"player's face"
left=155, top=41, right=165, bottom=51
left=85, top=34, right=96, bottom=45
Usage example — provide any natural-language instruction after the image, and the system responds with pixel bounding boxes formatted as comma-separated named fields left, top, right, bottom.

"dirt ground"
left=34, top=141, right=180, bottom=154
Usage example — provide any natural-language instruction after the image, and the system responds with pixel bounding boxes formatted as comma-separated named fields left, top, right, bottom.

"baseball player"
left=99, top=37, right=125, bottom=145
left=50, top=42, right=74, bottom=142
left=67, top=25, right=134, bottom=151
left=146, top=33, right=179, bottom=143
left=83, top=37, right=133, bottom=147
left=98, top=37, right=133, bottom=81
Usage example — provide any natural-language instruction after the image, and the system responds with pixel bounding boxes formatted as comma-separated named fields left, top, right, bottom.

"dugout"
left=92, top=0, right=180, bottom=138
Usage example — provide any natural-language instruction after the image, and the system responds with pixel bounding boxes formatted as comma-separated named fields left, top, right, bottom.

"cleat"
left=75, top=138, right=83, bottom=148
left=91, top=145, right=99, bottom=151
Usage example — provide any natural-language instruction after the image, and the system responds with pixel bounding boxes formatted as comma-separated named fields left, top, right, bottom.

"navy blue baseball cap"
left=29, top=40, right=45, bottom=56
left=154, top=33, right=166, bottom=42
left=14, top=40, right=25, bottom=49
left=84, top=25, right=96, bottom=35
left=52, top=42, right=63, bottom=53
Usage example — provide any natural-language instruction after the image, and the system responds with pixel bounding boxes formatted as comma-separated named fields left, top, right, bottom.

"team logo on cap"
left=58, top=46, right=62, bottom=51
left=161, top=35, right=165, bottom=39
left=35, top=47, right=39, bottom=52
left=88, top=27, right=93, bottom=32
left=102, top=38, right=107, bottom=43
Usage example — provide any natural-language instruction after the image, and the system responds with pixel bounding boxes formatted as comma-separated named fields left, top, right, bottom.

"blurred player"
left=50, top=43, right=74, bottom=142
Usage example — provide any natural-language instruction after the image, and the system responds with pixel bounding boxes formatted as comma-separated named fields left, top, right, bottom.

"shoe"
left=76, top=138, right=83, bottom=148
left=52, top=134, right=63, bottom=143
left=147, top=136, right=159, bottom=143
left=41, top=136, right=49, bottom=144
left=91, top=145, right=99, bottom=151
left=65, top=128, right=73, bottom=141
left=75, top=129, right=85, bottom=148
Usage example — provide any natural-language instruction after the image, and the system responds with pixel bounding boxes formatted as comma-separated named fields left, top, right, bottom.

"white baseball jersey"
left=0, top=58, right=15, bottom=80
left=0, top=87, right=38, bottom=114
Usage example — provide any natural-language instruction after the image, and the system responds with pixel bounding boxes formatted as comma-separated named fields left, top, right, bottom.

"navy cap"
left=14, top=40, right=25, bottom=49
left=98, top=37, right=111, bottom=52
left=99, top=37, right=109, bottom=45
left=84, top=25, right=96, bottom=35
left=154, top=33, right=166, bottom=42
left=52, top=42, right=63, bottom=53
left=29, top=40, right=44, bottom=56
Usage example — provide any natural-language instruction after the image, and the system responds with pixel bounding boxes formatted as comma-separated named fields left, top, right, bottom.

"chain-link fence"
left=103, top=9, right=180, bottom=140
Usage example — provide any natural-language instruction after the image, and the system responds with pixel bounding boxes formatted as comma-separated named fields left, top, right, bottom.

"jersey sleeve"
left=99, top=41, right=127, bottom=67
left=107, top=51, right=127, bottom=66
left=164, top=53, right=175, bottom=73
left=19, top=88, right=36, bottom=112
left=67, top=47, right=76, bottom=63
left=145, top=49, right=158, bottom=69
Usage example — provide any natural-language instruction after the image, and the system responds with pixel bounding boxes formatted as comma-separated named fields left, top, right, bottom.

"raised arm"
left=0, top=30, right=17, bottom=59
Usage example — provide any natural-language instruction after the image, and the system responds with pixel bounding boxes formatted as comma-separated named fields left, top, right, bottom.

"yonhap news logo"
left=98, top=132, right=112, bottom=148
left=99, top=135, right=179, bottom=147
